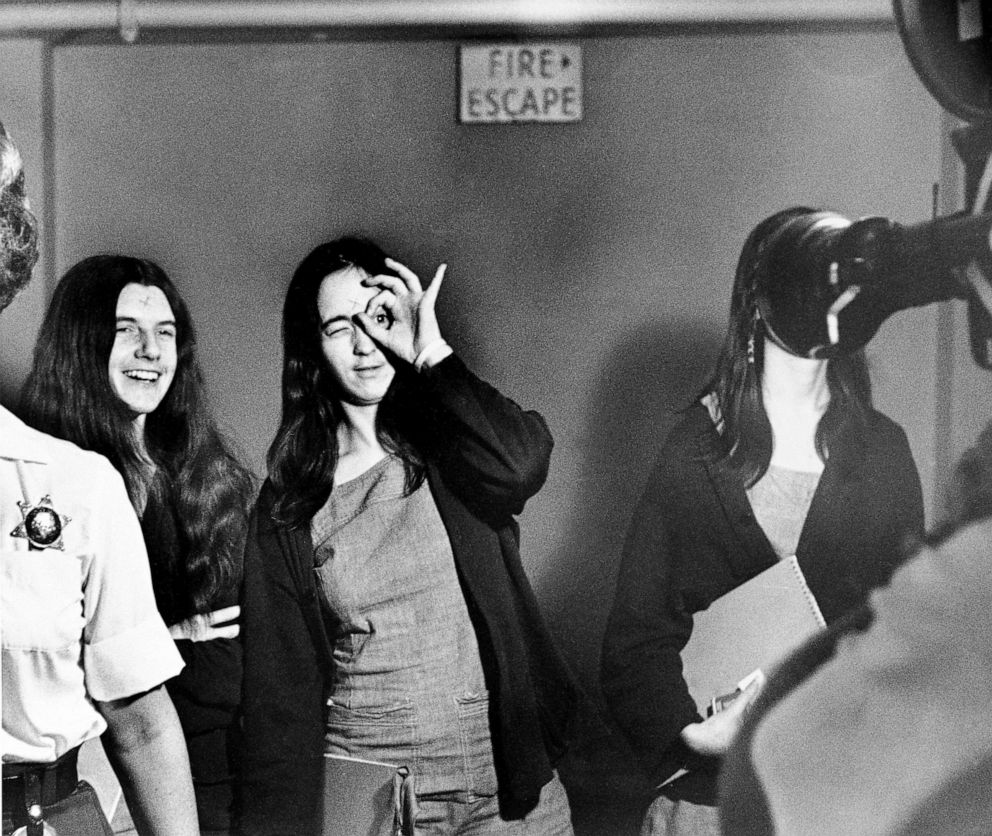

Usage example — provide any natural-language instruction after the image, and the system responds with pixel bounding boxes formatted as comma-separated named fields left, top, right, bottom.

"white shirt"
left=1, top=406, right=183, bottom=763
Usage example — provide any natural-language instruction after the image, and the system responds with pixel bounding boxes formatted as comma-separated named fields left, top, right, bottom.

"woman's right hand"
left=169, top=604, right=240, bottom=642
left=679, top=672, right=765, bottom=757
left=355, top=258, right=446, bottom=365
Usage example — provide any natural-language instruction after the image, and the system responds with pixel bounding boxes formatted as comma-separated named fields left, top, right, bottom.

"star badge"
left=10, top=495, right=71, bottom=551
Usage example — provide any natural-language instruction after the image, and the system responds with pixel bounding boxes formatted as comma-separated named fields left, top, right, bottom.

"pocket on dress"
left=455, top=691, right=499, bottom=798
left=325, top=698, right=418, bottom=758
left=326, top=698, right=415, bottom=724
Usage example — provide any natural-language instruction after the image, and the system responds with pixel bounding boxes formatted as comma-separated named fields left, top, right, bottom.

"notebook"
left=659, top=555, right=826, bottom=788
left=322, top=753, right=410, bottom=836
left=681, top=554, right=826, bottom=717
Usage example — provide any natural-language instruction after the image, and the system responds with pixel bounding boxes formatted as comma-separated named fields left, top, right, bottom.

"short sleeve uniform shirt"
left=1, top=406, right=183, bottom=763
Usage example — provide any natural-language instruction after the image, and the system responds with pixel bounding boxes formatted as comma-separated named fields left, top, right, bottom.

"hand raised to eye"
left=353, top=259, right=446, bottom=365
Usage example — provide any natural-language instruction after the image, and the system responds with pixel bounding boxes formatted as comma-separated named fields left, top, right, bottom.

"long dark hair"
left=703, top=207, right=873, bottom=487
left=20, top=254, right=254, bottom=613
left=267, top=236, right=424, bottom=528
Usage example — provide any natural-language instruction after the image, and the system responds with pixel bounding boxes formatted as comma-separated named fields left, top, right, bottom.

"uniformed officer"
left=0, top=122, right=199, bottom=835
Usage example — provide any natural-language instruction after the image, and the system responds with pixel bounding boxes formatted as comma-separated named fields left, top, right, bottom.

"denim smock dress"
left=311, top=454, right=498, bottom=800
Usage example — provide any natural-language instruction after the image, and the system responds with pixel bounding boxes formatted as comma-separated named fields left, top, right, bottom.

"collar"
left=0, top=405, right=52, bottom=465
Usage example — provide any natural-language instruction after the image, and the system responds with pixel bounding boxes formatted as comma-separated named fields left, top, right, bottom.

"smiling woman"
left=109, top=283, right=178, bottom=423
left=18, top=254, right=256, bottom=835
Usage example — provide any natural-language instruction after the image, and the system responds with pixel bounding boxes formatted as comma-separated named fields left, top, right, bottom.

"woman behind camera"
left=237, top=237, right=577, bottom=835
left=601, top=208, right=925, bottom=835
left=20, top=255, right=255, bottom=834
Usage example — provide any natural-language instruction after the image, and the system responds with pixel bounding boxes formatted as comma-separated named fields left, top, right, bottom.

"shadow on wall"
left=552, top=320, right=722, bottom=831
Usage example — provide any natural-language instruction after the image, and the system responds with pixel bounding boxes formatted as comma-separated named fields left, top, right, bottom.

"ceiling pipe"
left=0, top=1, right=895, bottom=38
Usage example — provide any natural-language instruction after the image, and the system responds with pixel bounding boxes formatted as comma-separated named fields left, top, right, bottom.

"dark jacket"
left=236, top=355, right=578, bottom=835
left=141, top=493, right=242, bottom=778
left=601, top=403, right=924, bottom=797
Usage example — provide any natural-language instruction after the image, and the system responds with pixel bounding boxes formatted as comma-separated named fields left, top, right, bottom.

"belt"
left=2, top=746, right=80, bottom=822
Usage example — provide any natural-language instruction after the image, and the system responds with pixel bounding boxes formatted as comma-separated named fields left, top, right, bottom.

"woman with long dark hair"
left=20, top=254, right=255, bottom=834
left=601, top=208, right=925, bottom=834
left=237, top=236, right=578, bottom=835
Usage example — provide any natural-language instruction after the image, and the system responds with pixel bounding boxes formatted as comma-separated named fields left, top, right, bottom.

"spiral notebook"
left=682, top=555, right=826, bottom=716
left=660, top=555, right=826, bottom=788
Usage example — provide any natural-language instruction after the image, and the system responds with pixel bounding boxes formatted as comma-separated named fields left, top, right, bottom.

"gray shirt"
left=746, top=465, right=821, bottom=559
left=311, top=454, right=496, bottom=798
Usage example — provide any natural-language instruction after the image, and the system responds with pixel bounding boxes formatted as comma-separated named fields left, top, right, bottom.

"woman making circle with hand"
left=237, top=237, right=578, bottom=835
left=601, top=208, right=925, bottom=835
left=20, top=255, right=255, bottom=835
